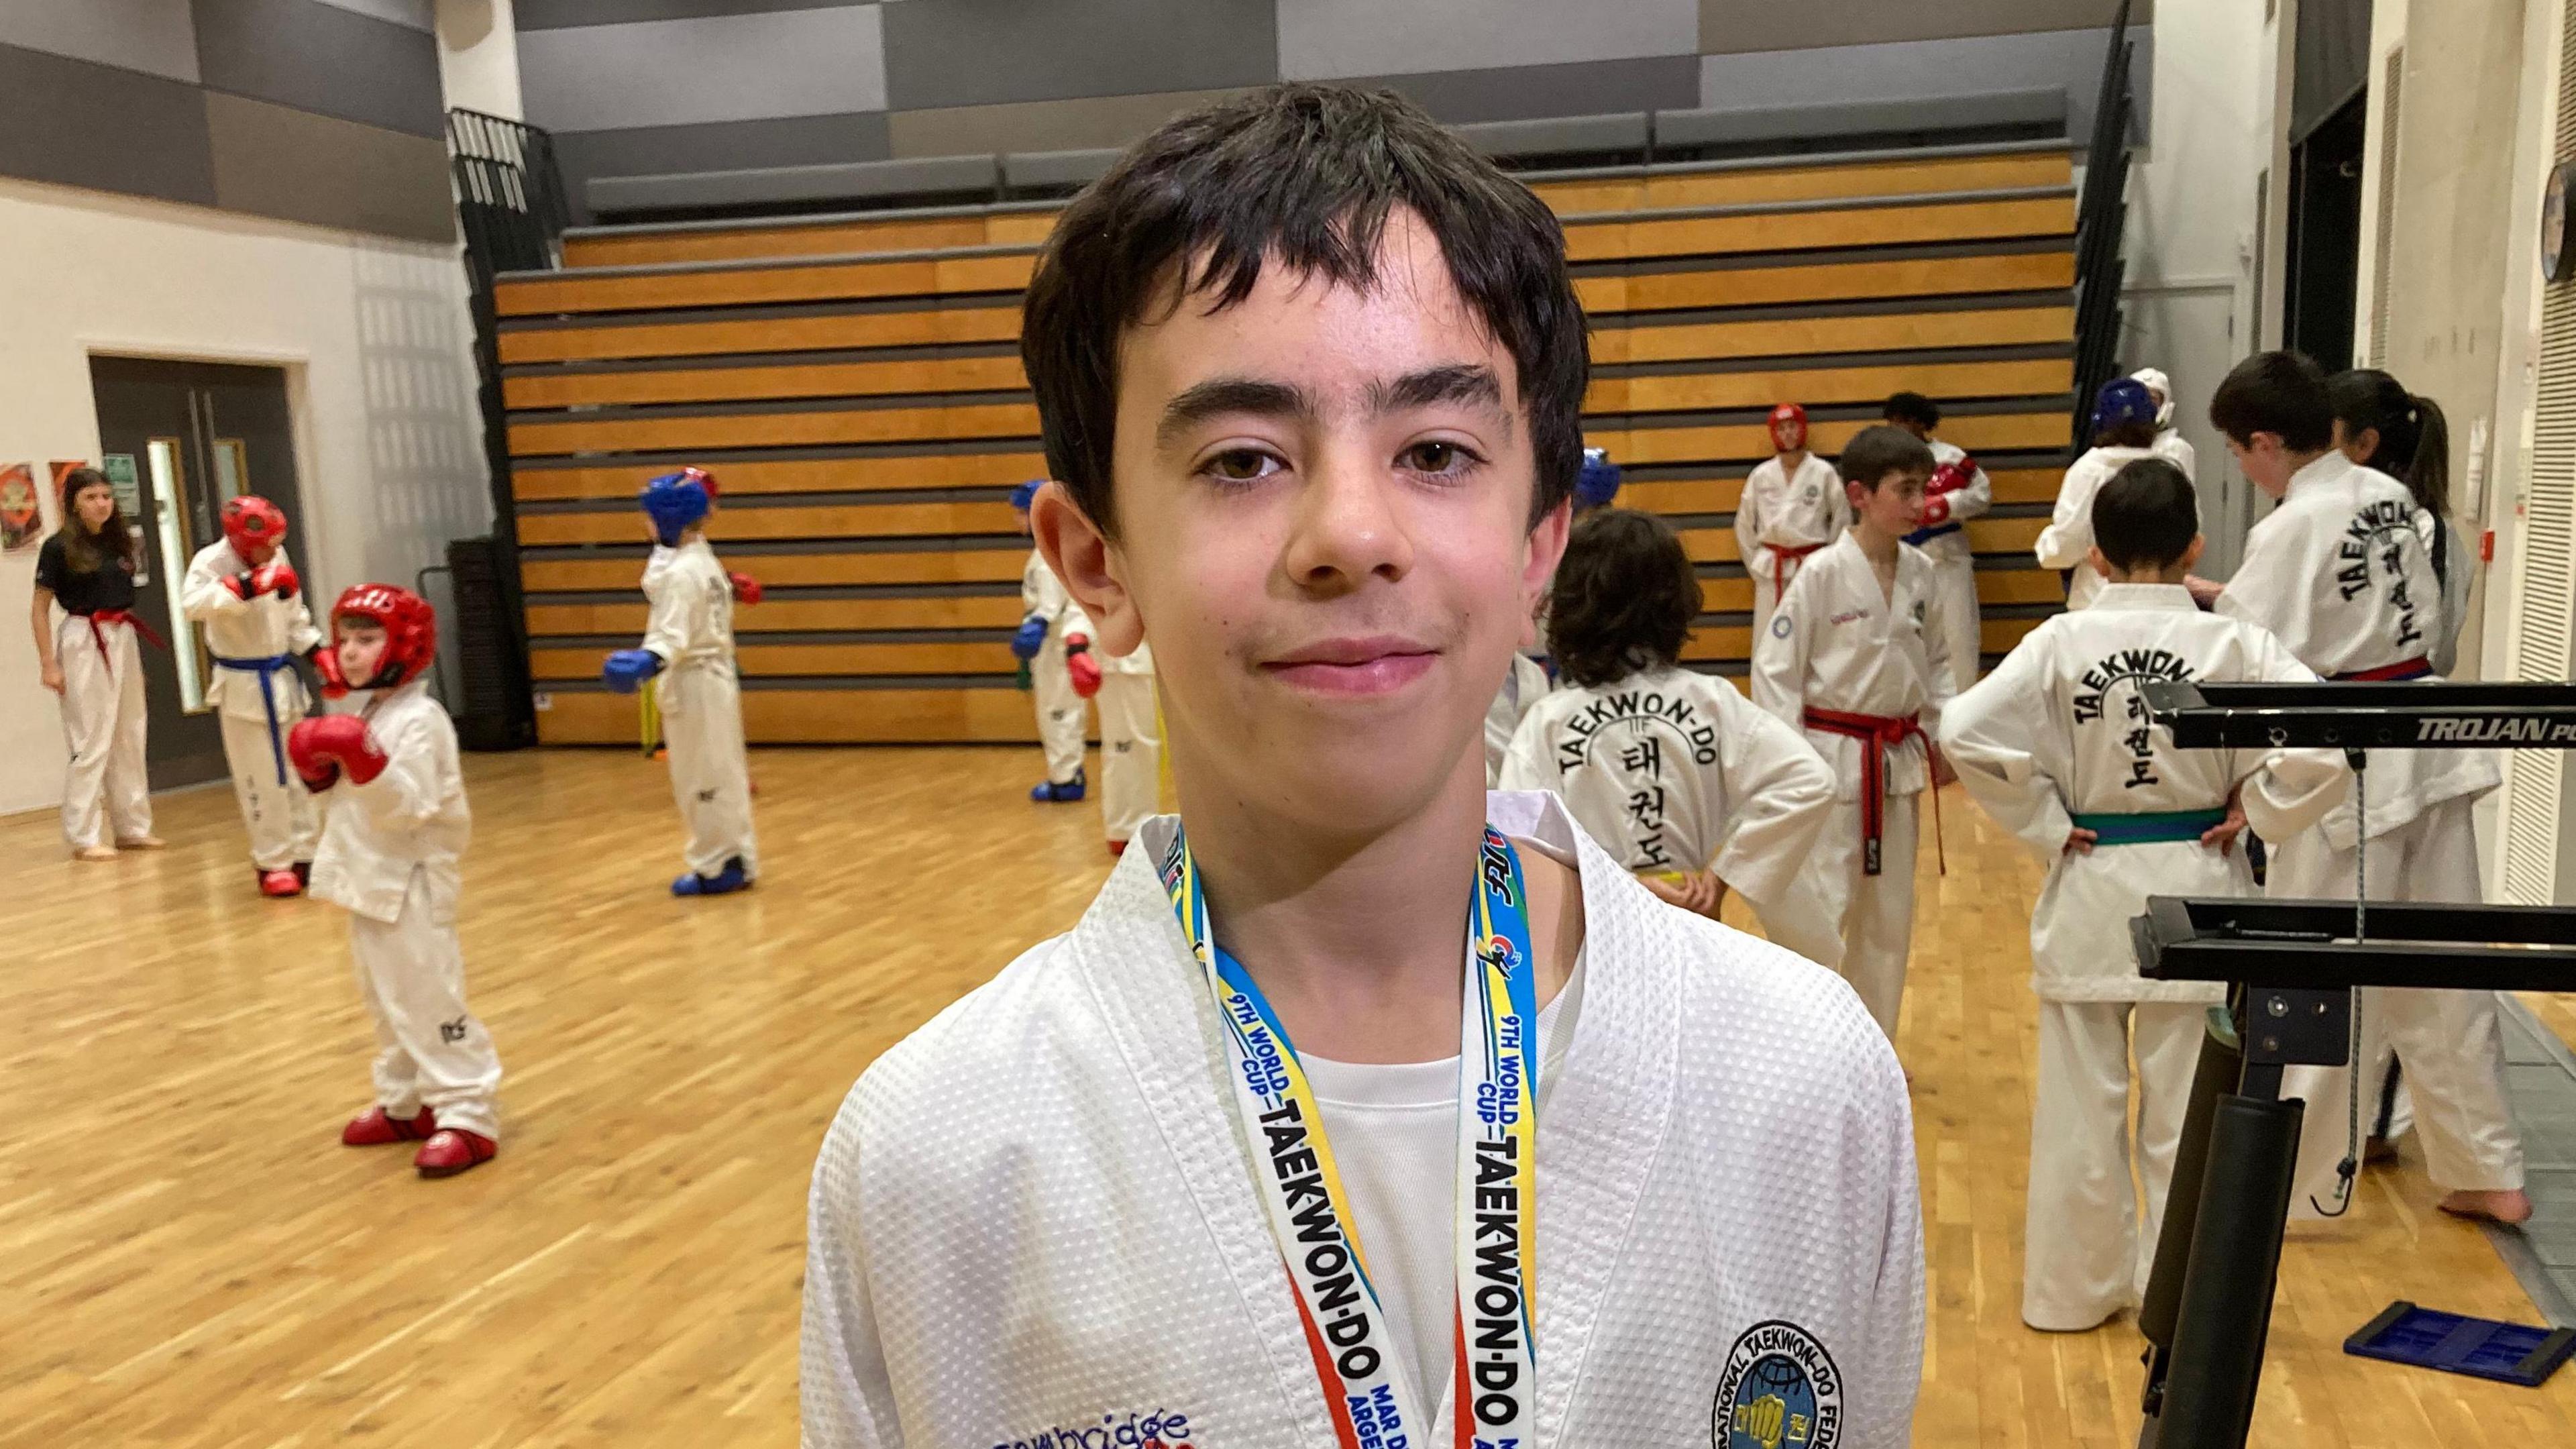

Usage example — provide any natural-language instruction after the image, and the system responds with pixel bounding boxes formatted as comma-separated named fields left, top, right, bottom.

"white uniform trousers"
left=1809, top=790, right=1919, bottom=1040
left=2275, top=800, right=2524, bottom=1210
left=1095, top=673, right=1159, bottom=845
left=56, top=614, right=153, bottom=850
left=1031, top=637, right=1087, bottom=786
left=1923, top=552, right=1982, bottom=696
left=658, top=664, right=759, bottom=878
left=219, top=710, right=321, bottom=869
left=1748, top=561, right=1810, bottom=652
left=350, top=870, right=502, bottom=1140
left=2023, top=1000, right=2208, bottom=1330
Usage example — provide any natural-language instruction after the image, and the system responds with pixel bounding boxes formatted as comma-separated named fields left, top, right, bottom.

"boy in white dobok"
left=1751, top=425, right=1957, bottom=1041
left=2206, top=351, right=2526, bottom=1225
left=602, top=468, right=762, bottom=896
left=180, top=494, right=323, bottom=896
left=1502, top=508, right=1838, bottom=964
left=804, top=86, right=1922, bottom=1448
left=2036, top=378, right=2163, bottom=611
left=1883, top=391, right=1991, bottom=696
left=290, top=584, right=502, bottom=1179
left=1010, top=479, right=1099, bottom=804
left=1071, top=599, right=1158, bottom=856
left=1735, top=401, right=1849, bottom=641
left=1939, top=460, right=2349, bottom=1331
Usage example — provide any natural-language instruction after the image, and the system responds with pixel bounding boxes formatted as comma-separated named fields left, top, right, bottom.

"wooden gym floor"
left=5, top=746, right=2573, bottom=1445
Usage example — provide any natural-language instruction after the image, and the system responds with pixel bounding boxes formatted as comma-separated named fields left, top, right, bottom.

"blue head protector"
left=640, top=467, right=714, bottom=546
left=1008, top=480, right=1042, bottom=512
left=2090, top=377, right=2158, bottom=436
left=1573, top=447, right=1622, bottom=510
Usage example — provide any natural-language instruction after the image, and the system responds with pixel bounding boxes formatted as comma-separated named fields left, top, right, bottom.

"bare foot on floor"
left=2438, top=1187, right=2533, bottom=1225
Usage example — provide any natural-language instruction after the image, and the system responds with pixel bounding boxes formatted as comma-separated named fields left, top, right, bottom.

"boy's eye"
left=1203, top=449, right=1283, bottom=483
left=1398, top=440, right=1478, bottom=474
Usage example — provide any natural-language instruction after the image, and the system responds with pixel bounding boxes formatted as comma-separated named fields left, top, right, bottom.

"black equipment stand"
left=2129, top=681, right=2576, bottom=1448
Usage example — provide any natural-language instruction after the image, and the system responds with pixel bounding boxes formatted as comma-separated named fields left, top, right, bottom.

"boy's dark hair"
left=2092, top=458, right=2200, bottom=572
left=1548, top=508, right=1701, bottom=689
left=1882, top=390, right=1941, bottom=430
left=2208, top=350, right=2334, bottom=452
left=2092, top=418, right=2160, bottom=450
left=1020, top=85, right=1589, bottom=539
left=1835, top=425, right=1935, bottom=490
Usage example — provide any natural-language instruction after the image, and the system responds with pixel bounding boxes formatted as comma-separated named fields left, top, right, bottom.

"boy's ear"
left=1030, top=483, right=1142, bottom=653
left=2181, top=533, right=2206, bottom=572
left=1843, top=476, right=1868, bottom=510
left=1519, top=498, right=1573, bottom=649
left=2086, top=543, right=2114, bottom=580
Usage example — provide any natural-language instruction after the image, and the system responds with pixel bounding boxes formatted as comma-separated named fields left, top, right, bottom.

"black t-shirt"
left=34, top=531, right=139, bottom=615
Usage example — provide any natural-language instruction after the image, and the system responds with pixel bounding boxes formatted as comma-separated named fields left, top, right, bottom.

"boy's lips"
left=1261, top=636, right=1439, bottom=696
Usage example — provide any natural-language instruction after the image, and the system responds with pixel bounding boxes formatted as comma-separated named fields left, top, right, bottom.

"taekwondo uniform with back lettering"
left=803, top=791, right=1924, bottom=1449
left=1483, top=652, right=1554, bottom=786
left=1909, top=439, right=1993, bottom=696
left=1499, top=664, right=1841, bottom=967
left=2213, top=450, right=2520, bottom=1213
left=182, top=537, right=323, bottom=871
left=1735, top=453, right=1850, bottom=643
left=2033, top=445, right=2159, bottom=612
left=1939, top=584, right=2349, bottom=1329
left=1749, top=531, right=1957, bottom=1040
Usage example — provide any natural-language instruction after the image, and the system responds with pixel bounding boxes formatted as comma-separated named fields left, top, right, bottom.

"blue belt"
left=2070, top=808, right=2229, bottom=846
left=215, top=653, right=296, bottom=786
left=1904, top=521, right=1964, bottom=547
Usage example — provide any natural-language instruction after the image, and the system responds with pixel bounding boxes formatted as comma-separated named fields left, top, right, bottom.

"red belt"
left=2333, top=657, right=2432, bottom=682
left=1803, top=706, right=1945, bottom=877
left=77, top=608, right=165, bottom=666
left=1768, top=541, right=1824, bottom=599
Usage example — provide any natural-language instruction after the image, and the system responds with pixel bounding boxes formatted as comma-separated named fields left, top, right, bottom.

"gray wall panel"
left=880, top=0, right=1275, bottom=111
left=0, top=0, right=200, bottom=83
left=885, top=87, right=1258, bottom=160
left=1697, top=25, right=2148, bottom=143
left=193, top=0, right=444, bottom=137
left=554, top=111, right=891, bottom=220
left=1698, top=0, right=2154, bottom=53
left=1282, top=0, right=1697, bottom=81
left=310, top=0, right=433, bottom=29
left=204, top=91, right=456, bottom=241
left=0, top=42, right=216, bottom=205
left=519, top=6, right=885, bottom=132
left=516, top=0, right=858, bottom=26
left=1342, top=55, right=1701, bottom=127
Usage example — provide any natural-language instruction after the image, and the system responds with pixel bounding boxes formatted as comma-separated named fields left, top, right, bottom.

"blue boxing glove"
left=602, top=647, right=666, bottom=694
left=1010, top=614, right=1049, bottom=661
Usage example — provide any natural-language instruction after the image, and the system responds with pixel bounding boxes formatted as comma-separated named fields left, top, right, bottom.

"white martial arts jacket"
left=308, top=681, right=471, bottom=927
left=1482, top=653, right=1554, bottom=786
left=1939, top=586, right=2350, bottom=1002
left=2214, top=452, right=2499, bottom=846
left=1735, top=453, right=1849, bottom=587
left=180, top=539, right=322, bottom=724
left=2033, top=445, right=2158, bottom=610
left=2153, top=429, right=2198, bottom=480
left=1749, top=531, right=1956, bottom=801
left=1905, top=438, right=1993, bottom=566
left=1021, top=546, right=1079, bottom=638
left=803, top=792, right=1924, bottom=1449
left=641, top=538, right=738, bottom=678
left=1499, top=665, right=1832, bottom=909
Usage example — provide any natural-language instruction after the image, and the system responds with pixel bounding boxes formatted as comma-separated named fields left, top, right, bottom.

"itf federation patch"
left=1712, top=1320, right=1841, bottom=1448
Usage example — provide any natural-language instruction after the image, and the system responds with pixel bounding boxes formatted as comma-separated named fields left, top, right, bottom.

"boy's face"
left=337, top=623, right=388, bottom=684
left=2225, top=431, right=2295, bottom=498
left=1847, top=468, right=1927, bottom=538
left=1038, top=207, right=1568, bottom=837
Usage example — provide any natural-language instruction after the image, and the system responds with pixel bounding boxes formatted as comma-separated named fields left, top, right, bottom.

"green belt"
left=2070, top=808, right=2229, bottom=845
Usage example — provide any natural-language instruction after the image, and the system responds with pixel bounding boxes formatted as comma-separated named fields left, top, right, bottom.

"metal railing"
left=444, top=107, right=568, bottom=749
left=2069, top=0, right=2137, bottom=451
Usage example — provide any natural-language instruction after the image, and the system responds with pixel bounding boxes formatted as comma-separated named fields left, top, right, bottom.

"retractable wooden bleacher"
left=495, top=138, right=2079, bottom=745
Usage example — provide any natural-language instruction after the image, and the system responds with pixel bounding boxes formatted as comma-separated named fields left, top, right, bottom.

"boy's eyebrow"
left=1368, top=364, right=1504, bottom=417
left=1157, top=378, right=1315, bottom=443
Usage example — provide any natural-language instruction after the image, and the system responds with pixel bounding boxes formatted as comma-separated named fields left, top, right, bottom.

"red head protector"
left=329, top=583, right=437, bottom=691
left=222, top=495, right=288, bottom=562
left=1767, top=402, right=1810, bottom=454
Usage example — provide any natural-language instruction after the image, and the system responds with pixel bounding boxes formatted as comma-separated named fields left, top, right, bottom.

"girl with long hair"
left=30, top=467, right=160, bottom=859
left=2327, top=368, right=2470, bottom=672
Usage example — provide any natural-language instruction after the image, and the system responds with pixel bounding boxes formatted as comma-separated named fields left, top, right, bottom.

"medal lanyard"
left=1160, top=825, right=1542, bottom=1448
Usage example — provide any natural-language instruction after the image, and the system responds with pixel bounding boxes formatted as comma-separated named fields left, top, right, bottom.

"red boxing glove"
left=313, top=645, right=350, bottom=700
left=729, top=571, right=763, bottom=606
left=1925, top=458, right=1975, bottom=499
left=1065, top=635, right=1103, bottom=699
left=1919, top=496, right=1951, bottom=527
left=224, top=572, right=258, bottom=600
left=289, top=713, right=389, bottom=788
left=255, top=561, right=300, bottom=599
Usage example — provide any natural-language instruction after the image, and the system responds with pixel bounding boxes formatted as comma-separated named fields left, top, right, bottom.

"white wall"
left=0, top=174, right=490, bottom=818
left=436, top=0, right=525, bottom=121
left=2114, top=0, right=2279, bottom=578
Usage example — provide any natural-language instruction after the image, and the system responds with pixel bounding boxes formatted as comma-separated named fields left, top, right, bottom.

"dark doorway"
left=2285, top=90, right=2368, bottom=367
left=88, top=357, right=308, bottom=791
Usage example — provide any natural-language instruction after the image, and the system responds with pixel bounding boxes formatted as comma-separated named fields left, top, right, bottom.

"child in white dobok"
left=1735, top=401, right=1849, bottom=641
left=1502, top=507, right=1837, bottom=963
left=1940, top=459, right=2348, bottom=1331
left=182, top=494, right=323, bottom=896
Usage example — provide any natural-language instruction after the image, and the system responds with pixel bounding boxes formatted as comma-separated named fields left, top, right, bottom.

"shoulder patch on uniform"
left=1770, top=612, right=1794, bottom=639
left=1713, top=1320, right=1843, bottom=1449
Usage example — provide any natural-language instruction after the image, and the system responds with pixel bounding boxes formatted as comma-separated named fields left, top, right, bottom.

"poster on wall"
left=1, top=464, right=38, bottom=551
left=48, top=459, right=85, bottom=514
